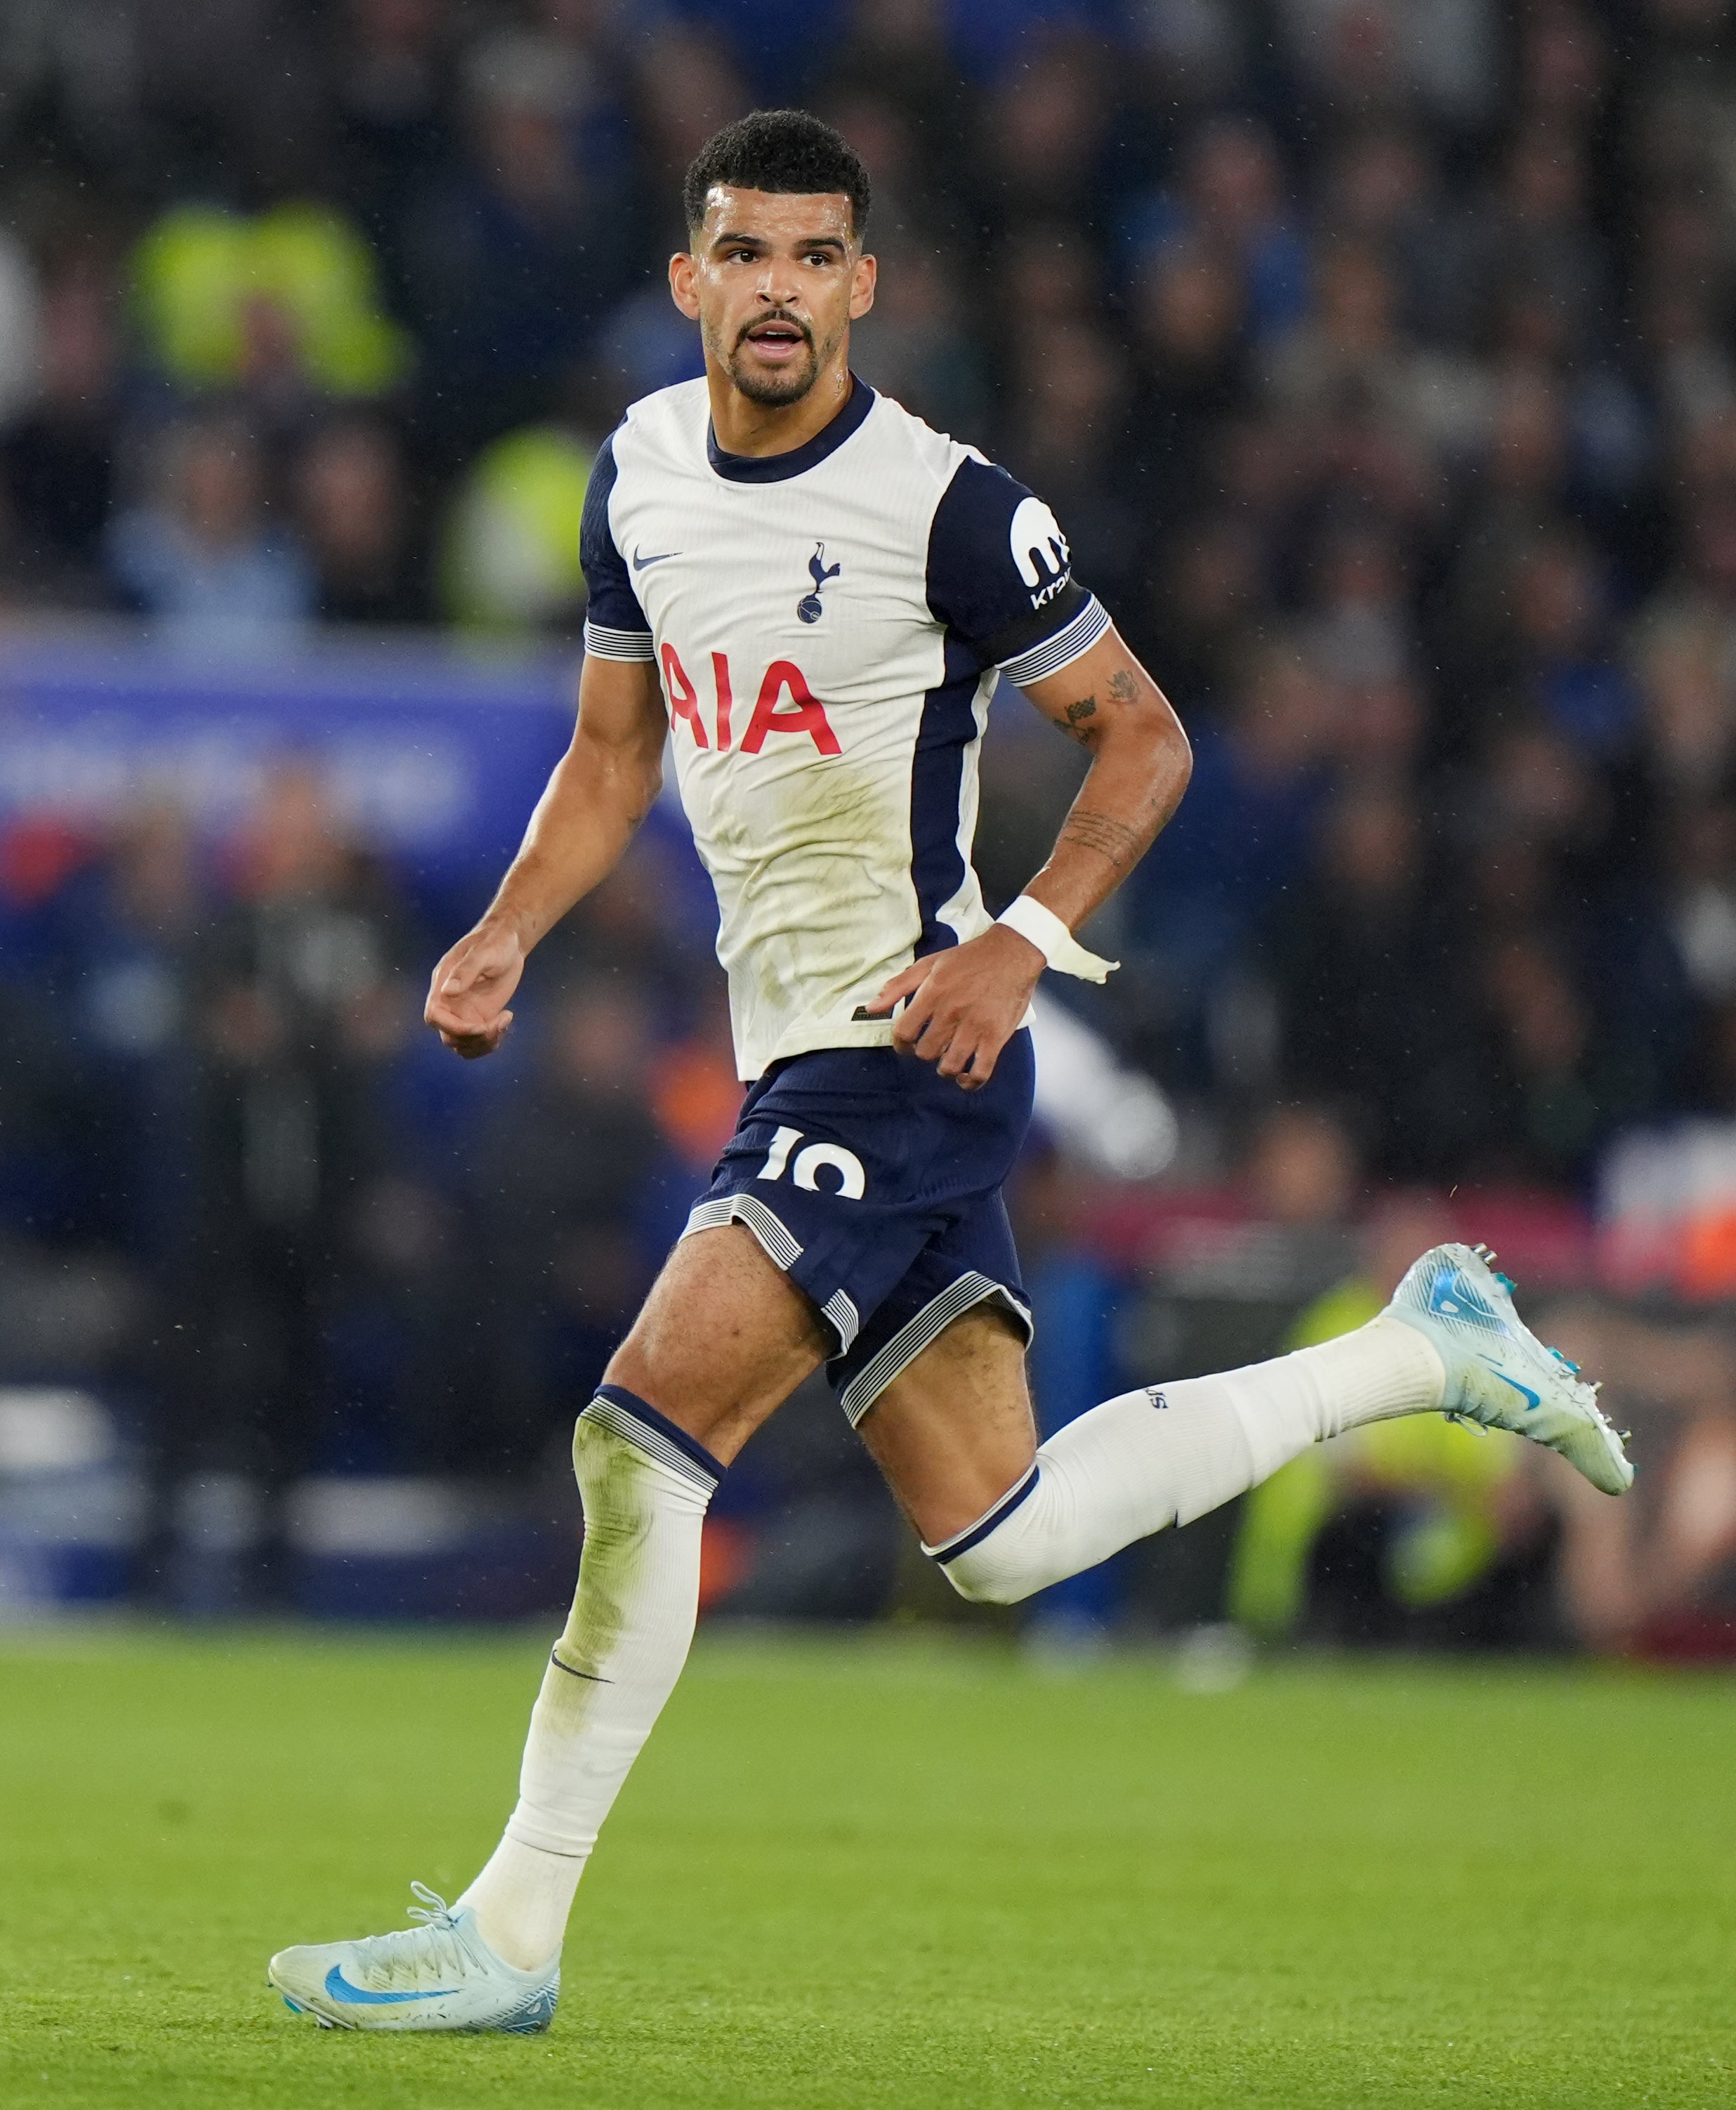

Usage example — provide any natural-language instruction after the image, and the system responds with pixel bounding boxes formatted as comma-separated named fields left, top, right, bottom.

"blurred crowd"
left=5, top=0, right=1736, bottom=1176
left=3, top=0, right=1736, bottom=1643
left=0, top=764, right=761, bottom=1583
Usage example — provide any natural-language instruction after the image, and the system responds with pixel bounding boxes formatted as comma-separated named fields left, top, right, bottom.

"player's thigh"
left=605, top=1224, right=829, bottom=1464
left=855, top=1302, right=1037, bottom=1547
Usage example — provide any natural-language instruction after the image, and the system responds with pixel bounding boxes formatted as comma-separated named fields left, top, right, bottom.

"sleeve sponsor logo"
left=1009, top=495, right=1072, bottom=610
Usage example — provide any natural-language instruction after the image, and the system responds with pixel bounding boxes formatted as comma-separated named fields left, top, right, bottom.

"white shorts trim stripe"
left=583, top=619, right=656, bottom=661
left=682, top=1193, right=804, bottom=1271
left=683, top=1197, right=862, bottom=1351
left=838, top=1271, right=1034, bottom=1425
left=997, top=596, right=1110, bottom=689
left=821, top=1287, right=860, bottom=1353
left=579, top=1394, right=718, bottom=1490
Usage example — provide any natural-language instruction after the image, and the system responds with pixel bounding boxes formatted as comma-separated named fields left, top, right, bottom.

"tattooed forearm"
left=1058, top=808, right=1145, bottom=872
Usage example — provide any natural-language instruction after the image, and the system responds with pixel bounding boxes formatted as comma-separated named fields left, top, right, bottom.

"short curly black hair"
left=683, top=109, right=871, bottom=239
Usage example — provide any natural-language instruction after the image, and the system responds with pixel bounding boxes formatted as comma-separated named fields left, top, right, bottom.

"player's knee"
left=933, top=1547, right=1043, bottom=1607
left=570, top=1415, right=650, bottom=1519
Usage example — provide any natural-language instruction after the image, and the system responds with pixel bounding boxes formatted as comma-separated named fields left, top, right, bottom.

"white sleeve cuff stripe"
left=997, top=596, right=1110, bottom=688
left=583, top=620, right=656, bottom=661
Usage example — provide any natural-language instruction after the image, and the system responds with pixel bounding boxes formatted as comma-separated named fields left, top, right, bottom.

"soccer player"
left=268, top=111, right=1632, bottom=2033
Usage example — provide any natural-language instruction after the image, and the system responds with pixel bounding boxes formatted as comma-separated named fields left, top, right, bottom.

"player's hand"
left=424, top=920, right=525, bottom=1059
left=867, top=925, right=1043, bottom=1089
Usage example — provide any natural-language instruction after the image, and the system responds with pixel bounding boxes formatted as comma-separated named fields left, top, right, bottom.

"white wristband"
left=997, top=894, right=1119, bottom=983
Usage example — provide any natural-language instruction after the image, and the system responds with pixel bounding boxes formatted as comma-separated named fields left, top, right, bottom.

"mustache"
left=735, top=309, right=813, bottom=350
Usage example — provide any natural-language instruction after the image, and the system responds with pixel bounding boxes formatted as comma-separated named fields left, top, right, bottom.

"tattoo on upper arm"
left=1058, top=808, right=1143, bottom=871
left=1055, top=665, right=1142, bottom=745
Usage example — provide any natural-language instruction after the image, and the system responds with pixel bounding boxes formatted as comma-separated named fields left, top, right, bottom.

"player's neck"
left=706, top=355, right=856, bottom=459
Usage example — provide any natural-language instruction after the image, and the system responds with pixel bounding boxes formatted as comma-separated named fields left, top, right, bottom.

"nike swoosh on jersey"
left=323, top=1965, right=461, bottom=2005
left=631, top=548, right=679, bottom=570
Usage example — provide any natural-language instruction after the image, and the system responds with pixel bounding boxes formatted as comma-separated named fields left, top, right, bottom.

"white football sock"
left=457, top=1385, right=721, bottom=1971
left=927, top=1314, right=1443, bottom=1606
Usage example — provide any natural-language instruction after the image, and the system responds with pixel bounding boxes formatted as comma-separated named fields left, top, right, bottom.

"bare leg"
left=856, top=1305, right=1036, bottom=1546
left=605, top=1223, right=829, bottom=1458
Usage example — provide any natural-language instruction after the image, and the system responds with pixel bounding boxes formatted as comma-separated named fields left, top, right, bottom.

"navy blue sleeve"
left=925, top=457, right=1110, bottom=685
left=580, top=432, right=654, bottom=659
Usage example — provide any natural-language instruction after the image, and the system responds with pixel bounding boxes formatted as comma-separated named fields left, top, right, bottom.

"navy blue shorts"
left=683, top=1031, right=1035, bottom=1422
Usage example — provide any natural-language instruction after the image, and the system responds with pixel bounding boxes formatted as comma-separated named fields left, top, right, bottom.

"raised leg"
left=861, top=1306, right=1443, bottom=1604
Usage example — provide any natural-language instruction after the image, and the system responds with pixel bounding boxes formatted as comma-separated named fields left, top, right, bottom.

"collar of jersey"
left=706, top=375, right=876, bottom=483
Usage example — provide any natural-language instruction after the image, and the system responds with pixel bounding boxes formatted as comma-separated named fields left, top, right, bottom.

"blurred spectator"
left=1268, top=781, right=1472, bottom=1180
left=633, top=21, right=750, bottom=199
left=1462, top=931, right=1648, bottom=1186
left=1009, top=1141, right=1126, bottom=1647
left=1472, top=124, right=1612, bottom=365
left=0, top=225, right=41, bottom=426
left=976, top=39, right=1112, bottom=234
left=0, top=258, right=117, bottom=605
left=1301, top=520, right=1414, bottom=689
left=1243, top=1101, right=1362, bottom=1235
left=1001, top=315, right=1141, bottom=608
left=152, top=765, right=419, bottom=1599
left=1126, top=117, right=1310, bottom=344
left=851, top=244, right=989, bottom=442
left=106, top=417, right=314, bottom=647
left=129, top=201, right=411, bottom=409
left=1539, top=1297, right=1736, bottom=1658
left=294, top=416, right=428, bottom=624
left=1127, top=238, right=1251, bottom=523
left=1143, top=513, right=1265, bottom=706
left=469, top=979, right=671, bottom=1462
left=52, top=801, right=205, bottom=1257
left=1124, top=638, right=1333, bottom=1068
left=1230, top=1191, right=1540, bottom=1647
left=824, top=0, right=971, bottom=194
left=326, top=0, right=459, bottom=270
left=399, top=31, right=635, bottom=457
left=440, top=421, right=593, bottom=632
left=647, top=985, right=744, bottom=1179
left=1508, top=530, right=1639, bottom=760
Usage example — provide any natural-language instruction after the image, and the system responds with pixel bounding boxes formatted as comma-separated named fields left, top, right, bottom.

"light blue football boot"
left=1384, top=1243, right=1633, bottom=1496
left=268, top=1883, right=558, bottom=2033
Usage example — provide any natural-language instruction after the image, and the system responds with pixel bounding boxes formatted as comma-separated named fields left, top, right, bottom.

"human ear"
left=849, top=251, right=877, bottom=322
left=669, top=251, right=702, bottom=321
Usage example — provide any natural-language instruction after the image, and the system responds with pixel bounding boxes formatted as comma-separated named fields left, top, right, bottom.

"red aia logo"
left=661, top=646, right=840, bottom=755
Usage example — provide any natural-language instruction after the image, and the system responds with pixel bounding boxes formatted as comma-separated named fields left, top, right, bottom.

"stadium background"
left=1, top=0, right=1735, bottom=1658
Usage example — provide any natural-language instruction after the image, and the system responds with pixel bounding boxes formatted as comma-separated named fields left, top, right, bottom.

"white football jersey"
left=581, top=377, right=1107, bottom=1080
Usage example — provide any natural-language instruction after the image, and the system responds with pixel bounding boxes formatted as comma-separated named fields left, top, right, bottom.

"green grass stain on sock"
left=547, top=1421, right=655, bottom=1701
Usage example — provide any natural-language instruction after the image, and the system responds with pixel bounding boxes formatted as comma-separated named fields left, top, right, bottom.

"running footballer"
left=268, top=110, right=1632, bottom=2033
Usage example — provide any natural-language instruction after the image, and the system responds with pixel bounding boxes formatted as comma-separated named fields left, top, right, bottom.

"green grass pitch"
left=3, top=1628, right=1732, bottom=2108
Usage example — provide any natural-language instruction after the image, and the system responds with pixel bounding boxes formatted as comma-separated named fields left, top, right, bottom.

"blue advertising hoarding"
left=0, top=620, right=583, bottom=896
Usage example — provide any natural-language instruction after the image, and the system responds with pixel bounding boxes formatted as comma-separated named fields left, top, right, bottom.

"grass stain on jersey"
left=702, top=752, right=914, bottom=1045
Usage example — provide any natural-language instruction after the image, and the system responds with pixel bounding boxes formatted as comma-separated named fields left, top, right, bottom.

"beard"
left=709, top=310, right=831, bottom=405
left=728, top=341, right=819, bottom=404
